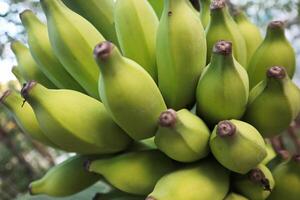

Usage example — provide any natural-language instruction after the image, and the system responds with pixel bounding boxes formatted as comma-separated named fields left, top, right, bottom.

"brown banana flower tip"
left=213, top=40, right=232, bottom=55
left=159, top=109, right=177, bottom=127
left=210, top=0, right=226, bottom=10
left=94, top=41, right=114, bottom=61
left=267, top=66, right=286, bottom=79
left=217, top=120, right=236, bottom=137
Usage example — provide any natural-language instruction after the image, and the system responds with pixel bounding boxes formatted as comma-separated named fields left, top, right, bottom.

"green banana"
left=114, top=0, right=158, bottom=81
left=21, top=81, right=132, bottom=154
left=146, top=159, right=230, bottom=200
left=233, top=10, right=263, bottom=65
left=40, top=0, right=105, bottom=99
left=29, top=155, right=101, bottom=197
left=196, top=40, right=249, bottom=125
left=243, top=66, right=300, bottom=137
left=155, top=109, right=210, bottom=162
left=94, top=41, right=166, bottom=140
left=268, top=155, right=300, bottom=200
left=10, top=41, right=56, bottom=89
left=0, top=90, right=56, bottom=147
left=62, top=0, right=119, bottom=46
left=248, top=21, right=296, bottom=88
left=206, top=0, right=247, bottom=67
left=87, top=150, right=177, bottom=195
left=210, top=119, right=267, bottom=174
left=233, top=164, right=275, bottom=200
left=156, top=0, right=207, bottom=110
left=224, top=193, right=249, bottom=200
left=148, top=0, right=164, bottom=18
left=20, top=10, right=85, bottom=92
left=199, top=0, right=211, bottom=28
left=261, top=139, right=276, bottom=165
left=11, top=65, right=26, bottom=85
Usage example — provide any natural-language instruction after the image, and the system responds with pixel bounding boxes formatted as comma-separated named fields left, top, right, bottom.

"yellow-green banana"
left=115, top=0, right=158, bottom=81
left=87, top=150, right=177, bottom=195
left=146, top=159, right=230, bottom=200
left=233, top=164, right=275, bottom=200
left=196, top=41, right=249, bottom=126
left=20, top=10, right=85, bottom=92
left=148, top=0, right=164, bottom=18
left=225, top=193, right=249, bottom=200
left=233, top=10, right=263, bottom=65
left=11, top=65, right=26, bottom=85
left=243, top=66, right=300, bottom=137
left=155, top=109, right=210, bottom=162
left=156, top=0, right=207, bottom=110
left=10, top=41, right=56, bottom=89
left=248, top=21, right=296, bottom=88
left=206, top=0, right=247, bottom=67
left=21, top=81, right=132, bottom=154
left=62, top=0, right=119, bottom=46
left=29, top=155, right=101, bottom=197
left=94, top=41, right=166, bottom=141
left=0, top=90, right=56, bottom=147
left=199, top=0, right=211, bottom=28
left=40, top=0, right=105, bottom=99
left=210, top=120, right=267, bottom=174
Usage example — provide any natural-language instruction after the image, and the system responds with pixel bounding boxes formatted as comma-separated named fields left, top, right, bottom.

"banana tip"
left=146, top=196, right=157, bottom=200
left=268, top=20, right=285, bottom=29
left=278, top=150, right=290, bottom=160
left=158, top=109, right=177, bottom=127
left=0, top=90, right=12, bottom=103
left=19, top=9, right=32, bottom=19
left=217, top=120, right=236, bottom=137
left=28, top=184, right=34, bottom=195
left=248, top=168, right=271, bottom=191
left=83, top=159, right=92, bottom=172
left=21, top=81, right=37, bottom=100
left=210, top=0, right=226, bottom=10
left=213, top=40, right=232, bottom=55
left=94, top=41, right=114, bottom=61
left=267, top=66, right=286, bottom=79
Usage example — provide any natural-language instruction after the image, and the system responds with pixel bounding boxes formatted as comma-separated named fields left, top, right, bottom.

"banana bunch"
left=1, top=0, right=300, bottom=199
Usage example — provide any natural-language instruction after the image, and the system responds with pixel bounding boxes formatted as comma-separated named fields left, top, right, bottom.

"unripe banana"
left=261, top=139, right=276, bottom=165
left=146, top=159, right=230, bottom=200
left=196, top=41, right=249, bottom=126
left=248, top=21, right=296, bottom=88
left=148, top=0, right=164, bottom=18
left=86, top=150, right=177, bottom=195
left=199, top=0, right=211, bottom=28
left=94, top=41, right=166, bottom=141
left=20, top=10, right=85, bottom=92
left=233, top=164, right=275, bottom=200
left=115, top=0, right=158, bottom=81
left=29, top=155, right=101, bottom=197
left=243, top=66, right=300, bottom=137
left=210, top=120, right=267, bottom=174
left=268, top=155, right=300, bottom=200
left=154, top=109, right=210, bottom=162
left=233, top=10, right=263, bottom=65
left=62, top=0, right=119, bottom=46
left=225, top=193, right=249, bottom=200
left=40, top=0, right=105, bottom=99
left=10, top=41, right=56, bottom=89
left=21, top=81, right=132, bottom=154
left=206, top=0, right=247, bottom=67
left=157, top=0, right=207, bottom=110
left=11, top=65, right=26, bottom=85
left=0, top=90, right=56, bottom=147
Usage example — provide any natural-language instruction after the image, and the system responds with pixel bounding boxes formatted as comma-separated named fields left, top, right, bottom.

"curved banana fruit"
left=29, top=155, right=101, bottom=197
left=224, top=193, right=248, bottom=200
left=157, top=0, right=207, bottom=110
left=196, top=41, right=249, bottom=126
left=10, top=41, right=56, bottom=89
left=148, top=0, right=164, bottom=18
left=40, top=0, right=105, bottom=99
left=243, top=66, right=300, bottom=137
left=20, top=10, right=85, bottom=92
left=62, top=0, right=119, bottom=46
left=11, top=65, right=26, bottom=85
left=147, top=159, right=230, bottom=200
left=206, top=0, right=247, bottom=67
left=0, top=90, right=56, bottom=147
left=155, top=109, right=210, bottom=162
left=21, top=81, right=132, bottom=154
left=199, top=0, right=211, bottom=28
left=233, top=164, right=275, bottom=200
left=233, top=10, right=263, bottom=66
left=210, top=120, right=267, bottom=174
left=86, top=150, right=177, bottom=195
left=248, top=21, right=296, bottom=88
left=94, top=41, right=166, bottom=141
left=115, top=0, right=158, bottom=81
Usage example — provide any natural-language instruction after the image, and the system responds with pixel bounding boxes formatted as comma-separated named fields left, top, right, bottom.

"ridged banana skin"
left=147, top=160, right=230, bottom=200
left=29, top=155, right=101, bottom=197
left=24, top=82, right=132, bottom=154
left=157, top=0, right=207, bottom=110
left=95, top=42, right=167, bottom=141
left=11, top=66, right=26, bottom=85
left=40, top=0, right=105, bottom=99
left=199, top=0, right=211, bottom=28
left=88, top=150, right=176, bottom=195
left=234, top=11, right=263, bottom=66
left=0, top=90, right=57, bottom=148
left=224, top=193, right=249, bottom=200
left=148, top=0, right=164, bottom=18
left=62, top=0, right=119, bottom=46
left=206, top=4, right=247, bottom=67
left=115, top=0, right=158, bottom=82
left=10, top=41, right=56, bottom=89
left=20, top=10, right=85, bottom=92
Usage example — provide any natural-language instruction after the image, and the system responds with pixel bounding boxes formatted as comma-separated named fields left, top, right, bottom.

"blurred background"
left=0, top=0, right=299, bottom=199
